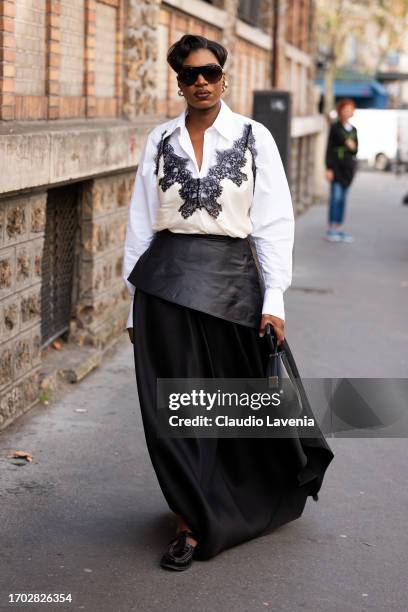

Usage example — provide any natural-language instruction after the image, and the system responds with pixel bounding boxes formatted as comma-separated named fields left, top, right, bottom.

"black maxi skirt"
left=129, top=230, right=334, bottom=561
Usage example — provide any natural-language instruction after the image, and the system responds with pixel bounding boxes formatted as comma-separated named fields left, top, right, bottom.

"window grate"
left=41, top=185, right=79, bottom=347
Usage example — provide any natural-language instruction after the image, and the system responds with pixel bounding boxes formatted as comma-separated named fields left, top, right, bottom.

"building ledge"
left=0, top=118, right=159, bottom=197
left=0, top=113, right=326, bottom=196
left=291, top=114, right=326, bottom=138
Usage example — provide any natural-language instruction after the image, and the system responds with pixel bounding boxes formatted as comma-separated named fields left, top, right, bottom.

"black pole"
left=272, top=0, right=280, bottom=88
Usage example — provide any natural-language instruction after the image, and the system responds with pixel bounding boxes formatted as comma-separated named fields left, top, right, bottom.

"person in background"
left=325, top=98, right=358, bottom=243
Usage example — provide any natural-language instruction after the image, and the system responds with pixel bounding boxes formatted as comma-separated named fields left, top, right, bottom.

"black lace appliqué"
left=154, top=123, right=257, bottom=220
left=154, top=130, right=168, bottom=176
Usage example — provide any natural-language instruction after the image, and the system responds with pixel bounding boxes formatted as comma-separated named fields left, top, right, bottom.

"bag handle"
left=264, top=323, right=283, bottom=390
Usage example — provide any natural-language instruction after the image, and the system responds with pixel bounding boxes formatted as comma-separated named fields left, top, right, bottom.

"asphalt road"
left=1, top=171, right=407, bottom=612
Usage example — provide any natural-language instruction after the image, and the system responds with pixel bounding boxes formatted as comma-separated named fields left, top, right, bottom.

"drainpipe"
left=271, top=0, right=280, bottom=88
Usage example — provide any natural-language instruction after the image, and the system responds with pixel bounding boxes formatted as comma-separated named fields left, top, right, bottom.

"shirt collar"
left=168, top=98, right=234, bottom=140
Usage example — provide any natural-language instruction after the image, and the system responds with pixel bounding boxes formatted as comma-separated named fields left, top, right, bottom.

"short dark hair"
left=167, top=34, right=228, bottom=74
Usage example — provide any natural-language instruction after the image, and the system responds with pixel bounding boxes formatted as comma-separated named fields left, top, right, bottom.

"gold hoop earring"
left=178, top=89, right=184, bottom=97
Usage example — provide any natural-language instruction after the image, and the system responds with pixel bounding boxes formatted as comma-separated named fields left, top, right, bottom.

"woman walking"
left=325, top=98, right=358, bottom=242
left=123, top=34, right=334, bottom=570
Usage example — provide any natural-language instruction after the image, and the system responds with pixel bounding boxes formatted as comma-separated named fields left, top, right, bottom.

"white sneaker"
left=338, top=231, right=354, bottom=243
left=326, top=230, right=341, bottom=242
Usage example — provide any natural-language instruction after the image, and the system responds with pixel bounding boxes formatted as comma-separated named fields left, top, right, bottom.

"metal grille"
left=41, top=184, right=79, bottom=347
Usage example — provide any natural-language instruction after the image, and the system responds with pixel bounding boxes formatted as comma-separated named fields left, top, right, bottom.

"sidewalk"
left=287, top=170, right=408, bottom=377
left=0, top=171, right=407, bottom=612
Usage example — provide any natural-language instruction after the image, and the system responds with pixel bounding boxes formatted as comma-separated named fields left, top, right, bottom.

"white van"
left=350, top=109, right=408, bottom=171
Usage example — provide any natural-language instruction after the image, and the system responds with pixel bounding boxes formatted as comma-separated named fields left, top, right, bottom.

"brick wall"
left=0, top=0, right=123, bottom=120
left=60, top=0, right=85, bottom=97
left=95, top=2, right=116, bottom=97
left=14, top=0, right=46, bottom=96
left=1, top=1, right=318, bottom=122
left=286, top=0, right=312, bottom=53
left=234, top=38, right=271, bottom=116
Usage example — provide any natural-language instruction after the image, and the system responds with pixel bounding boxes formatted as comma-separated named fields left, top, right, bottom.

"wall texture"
left=0, top=0, right=324, bottom=429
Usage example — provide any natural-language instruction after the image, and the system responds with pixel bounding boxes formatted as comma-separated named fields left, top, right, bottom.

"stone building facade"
left=0, top=0, right=325, bottom=429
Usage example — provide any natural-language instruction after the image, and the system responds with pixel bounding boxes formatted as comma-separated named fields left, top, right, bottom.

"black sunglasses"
left=177, top=64, right=224, bottom=86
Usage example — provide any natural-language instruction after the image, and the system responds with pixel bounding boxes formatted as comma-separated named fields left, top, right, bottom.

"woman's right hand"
left=127, top=328, right=134, bottom=344
left=325, top=169, right=334, bottom=182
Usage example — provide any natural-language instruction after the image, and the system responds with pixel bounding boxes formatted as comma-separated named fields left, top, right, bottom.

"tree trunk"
left=323, top=61, right=336, bottom=115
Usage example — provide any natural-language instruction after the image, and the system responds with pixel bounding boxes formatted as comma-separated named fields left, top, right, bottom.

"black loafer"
left=160, top=530, right=197, bottom=571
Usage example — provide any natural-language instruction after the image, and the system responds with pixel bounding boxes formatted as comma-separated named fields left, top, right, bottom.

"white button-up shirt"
left=123, top=98, right=294, bottom=329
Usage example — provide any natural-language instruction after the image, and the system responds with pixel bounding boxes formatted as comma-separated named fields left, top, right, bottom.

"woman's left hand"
left=345, top=138, right=356, bottom=151
left=259, top=314, right=285, bottom=345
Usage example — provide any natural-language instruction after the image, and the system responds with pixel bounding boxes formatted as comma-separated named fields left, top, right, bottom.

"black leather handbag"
left=264, top=326, right=335, bottom=501
left=264, top=323, right=303, bottom=419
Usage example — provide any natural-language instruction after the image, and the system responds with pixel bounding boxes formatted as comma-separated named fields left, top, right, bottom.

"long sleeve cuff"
left=126, top=299, right=133, bottom=329
left=262, top=288, right=285, bottom=321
